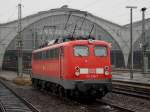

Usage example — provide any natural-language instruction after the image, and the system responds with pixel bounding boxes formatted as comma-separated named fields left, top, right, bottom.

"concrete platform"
left=0, top=71, right=31, bottom=81
left=112, top=72, right=150, bottom=84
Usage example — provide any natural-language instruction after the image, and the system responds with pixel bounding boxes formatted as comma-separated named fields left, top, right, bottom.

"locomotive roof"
left=33, top=40, right=110, bottom=53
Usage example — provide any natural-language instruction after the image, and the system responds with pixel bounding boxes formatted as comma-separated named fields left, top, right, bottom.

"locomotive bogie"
left=32, top=77, right=111, bottom=99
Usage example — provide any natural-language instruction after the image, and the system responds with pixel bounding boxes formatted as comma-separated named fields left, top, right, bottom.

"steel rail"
left=0, top=101, right=6, bottom=112
left=112, top=87, right=150, bottom=100
left=0, top=79, right=40, bottom=112
left=96, top=99, right=135, bottom=112
left=112, top=80, right=150, bottom=100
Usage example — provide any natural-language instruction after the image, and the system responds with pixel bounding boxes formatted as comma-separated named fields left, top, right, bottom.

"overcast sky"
left=0, top=0, right=150, bottom=25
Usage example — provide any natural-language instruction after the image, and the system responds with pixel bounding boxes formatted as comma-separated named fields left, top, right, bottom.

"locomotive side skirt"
left=32, top=74, right=112, bottom=92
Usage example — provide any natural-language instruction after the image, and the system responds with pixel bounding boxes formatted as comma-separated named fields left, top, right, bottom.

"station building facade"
left=0, top=6, right=149, bottom=70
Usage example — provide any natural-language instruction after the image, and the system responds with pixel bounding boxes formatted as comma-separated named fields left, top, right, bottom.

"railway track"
left=112, top=80, right=150, bottom=99
left=95, top=99, right=135, bottom=112
left=0, top=79, right=40, bottom=112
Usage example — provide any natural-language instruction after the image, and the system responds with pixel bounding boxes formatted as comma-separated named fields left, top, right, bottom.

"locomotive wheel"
left=45, top=82, right=51, bottom=91
left=64, top=90, right=71, bottom=98
left=41, top=81, right=46, bottom=90
left=51, top=84, right=57, bottom=95
left=32, top=78, right=38, bottom=89
left=37, top=79, right=42, bottom=90
left=58, top=86, right=65, bottom=97
left=31, top=78, right=35, bottom=87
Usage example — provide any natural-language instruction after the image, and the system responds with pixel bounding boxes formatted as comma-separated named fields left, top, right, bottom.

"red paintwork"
left=32, top=40, right=112, bottom=81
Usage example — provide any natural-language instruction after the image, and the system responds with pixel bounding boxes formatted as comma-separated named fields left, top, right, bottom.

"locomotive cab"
left=61, top=40, right=112, bottom=97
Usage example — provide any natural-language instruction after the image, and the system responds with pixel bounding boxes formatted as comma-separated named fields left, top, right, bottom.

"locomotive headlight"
left=105, top=71, right=109, bottom=75
left=105, top=66, right=109, bottom=71
left=75, top=71, right=80, bottom=76
left=75, top=66, right=80, bottom=76
left=104, top=66, right=109, bottom=75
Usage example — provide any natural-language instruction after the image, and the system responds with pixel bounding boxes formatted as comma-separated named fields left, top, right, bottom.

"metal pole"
left=17, top=3, right=23, bottom=77
left=141, top=7, right=147, bottom=73
left=126, top=6, right=137, bottom=79
left=33, top=28, right=36, bottom=49
left=130, top=8, right=133, bottom=79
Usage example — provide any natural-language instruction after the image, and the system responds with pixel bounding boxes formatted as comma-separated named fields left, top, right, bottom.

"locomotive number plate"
left=88, top=69, right=95, bottom=74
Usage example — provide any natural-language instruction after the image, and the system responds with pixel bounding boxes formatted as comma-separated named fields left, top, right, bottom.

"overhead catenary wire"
left=0, top=4, right=18, bottom=23
left=0, top=28, right=17, bottom=44
left=6, top=7, right=18, bottom=23
left=79, top=0, right=150, bottom=25
left=80, top=0, right=100, bottom=10
left=79, top=1, right=129, bottom=25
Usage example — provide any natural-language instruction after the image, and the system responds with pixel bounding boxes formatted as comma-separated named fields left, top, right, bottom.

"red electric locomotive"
left=31, top=37, right=112, bottom=99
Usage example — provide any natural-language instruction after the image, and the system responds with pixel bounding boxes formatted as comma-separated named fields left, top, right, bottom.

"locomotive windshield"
left=94, top=46, right=107, bottom=56
left=74, top=46, right=89, bottom=56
